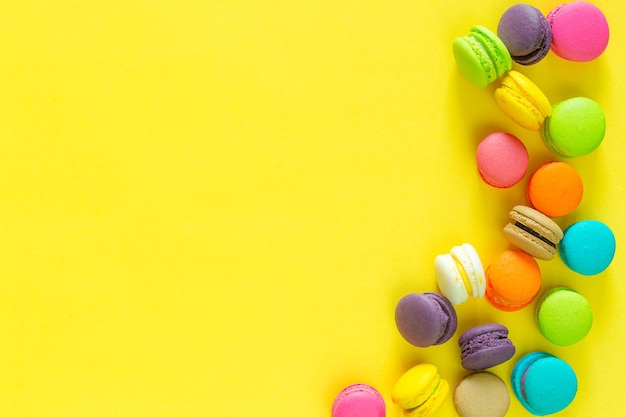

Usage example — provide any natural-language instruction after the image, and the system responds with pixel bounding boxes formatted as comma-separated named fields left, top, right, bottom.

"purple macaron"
left=498, top=4, right=552, bottom=65
left=395, top=292, right=457, bottom=347
left=458, top=324, right=516, bottom=370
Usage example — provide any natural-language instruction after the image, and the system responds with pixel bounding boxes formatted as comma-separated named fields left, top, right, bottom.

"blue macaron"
left=511, top=352, right=577, bottom=415
left=559, top=220, right=616, bottom=275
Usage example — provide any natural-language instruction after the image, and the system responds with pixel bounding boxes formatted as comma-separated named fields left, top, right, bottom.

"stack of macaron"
left=331, top=2, right=615, bottom=417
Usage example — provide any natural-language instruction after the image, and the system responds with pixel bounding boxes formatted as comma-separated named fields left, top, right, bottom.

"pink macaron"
left=332, top=384, right=386, bottom=417
left=476, top=132, right=529, bottom=188
left=548, top=1, right=609, bottom=62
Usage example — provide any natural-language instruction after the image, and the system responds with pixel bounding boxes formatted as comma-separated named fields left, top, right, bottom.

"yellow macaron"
left=392, top=363, right=449, bottom=417
left=495, top=71, right=552, bottom=130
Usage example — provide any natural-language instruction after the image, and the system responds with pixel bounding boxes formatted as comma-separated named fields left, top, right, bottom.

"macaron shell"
left=497, top=4, right=552, bottom=65
left=548, top=1, right=609, bottom=62
left=392, top=364, right=441, bottom=409
left=435, top=253, right=468, bottom=304
left=395, top=293, right=457, bottom=347
left=527, top=161, right=583, bottom=217
left=450, top=243, right=486, bottom=298
left=485, top=250, right=541, bottom=312
left=453, top=372, right=510, bottom=417
left=559, top=220, right=616, bottom=275
left=403, top=379, right=449, bottom=417
left=458, top=324, right=515, bottom=370
left=536, top=287, right=593, bottom=346
left=542, top=97, right=606, bottom=158
left=476, top=132, right=529, bottom=188
left=505, top=205, right=563, bottom=260
left=513, top=353, right=578, bottom=415
left=495, top=71, right=551, bottom=130
left=332, top=384, right=386, bottom=417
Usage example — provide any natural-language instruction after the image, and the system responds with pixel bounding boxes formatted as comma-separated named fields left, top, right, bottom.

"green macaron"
left=453, top=25, right=513, bottom=88
left=542, top=97, right=606, bottom=157
left=536, top=287, right=593, bottom=346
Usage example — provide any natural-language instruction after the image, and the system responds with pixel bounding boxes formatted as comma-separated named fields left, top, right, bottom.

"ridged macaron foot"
left=458, top=324, right=515, bottom=370
left=559, top=220, right=616, bottom=275
left=453, top=25, right=512, bottom=88
left=542, top=97, right=606, bottom=158
left=485, top=250, right=541, bottom=312
left=395, top=292, right=458, bottom=347
left=511, top=352, right=577, bottom=415
left=504, top=205, right=563, bottom=260
left=392, top=363, right=449, bottom=417
left=435, top=243, right=486, bottom=305
left=548, top=1, right=609, bottom=62
left=498, top=4, right=552, bottom=65
left=494, top=71, right=551, bottom=130
left=453, top=372, right=510, bottom=417
left=527, top=161, right=583, bottom=217
left=332, top=384, right=386, bottom=417
left=536, top=287, right=592, bottom=346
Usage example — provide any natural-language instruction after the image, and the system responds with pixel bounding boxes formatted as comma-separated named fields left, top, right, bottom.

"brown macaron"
left=453, top=372, right=510, bottom=417
left=504, top=205, right=563, bottom=260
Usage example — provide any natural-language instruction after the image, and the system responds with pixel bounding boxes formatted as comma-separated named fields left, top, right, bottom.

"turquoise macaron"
left=536, top=287, right=592, bottom=346
left=511, top=352, right=577, bottom=415
left=560, top=220, right=616, bottom=275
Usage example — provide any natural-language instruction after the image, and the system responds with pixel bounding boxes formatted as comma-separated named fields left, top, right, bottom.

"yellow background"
left=0, top=1, right=624, bottom=416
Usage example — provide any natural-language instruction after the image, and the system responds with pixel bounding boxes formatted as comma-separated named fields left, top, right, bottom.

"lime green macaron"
left=453, top=25, right=513, bottom=88
left=542, top=97, right=606, bottom=157
left=536, top=287, right=592, bottom=346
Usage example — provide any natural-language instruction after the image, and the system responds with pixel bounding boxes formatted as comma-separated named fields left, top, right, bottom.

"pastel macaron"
left=435, top=243, right=486, bottom=305
left=485, top=250, right=541, bottom=312
left=476, top=132, right=529, bottom=188
left=504, top=205, right=564, bottom=260
left=548, top=1, right=609, bottom=62
left=560, top=220, right=616, bottom=275
left=527, top=161, right=583, bottom=217
left=453, top=372, right=510, bottom=417
left=542, top=97, right=606, bottom=158
left=395, top=292, right=458, bottom=347
left=392, top=363, right=449, bottom=417
left=511, top=352, right=577, bottom=415
left=536, top=287, right=592, bottom=346
left=497, top=4, right=552, bottom=65
left=453, top=25, right=513, bottom=88
left=495, top=71, right=552, bottom=130
left=458, top=324, right=515, bottom=370
left=332, top=384, right=386, bottom=417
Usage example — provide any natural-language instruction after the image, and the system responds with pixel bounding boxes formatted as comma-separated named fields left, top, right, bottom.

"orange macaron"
left=485, top=250, right=541, bottom=312
left=527, top=161, right=583, bottom=217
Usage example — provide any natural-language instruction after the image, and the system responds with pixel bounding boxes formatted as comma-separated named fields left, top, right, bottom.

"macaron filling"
left=513, top=221, right=556, bottom=248
left=405, top=375, right=441, bottom=411
left=426, top=293, right=456, bottom=345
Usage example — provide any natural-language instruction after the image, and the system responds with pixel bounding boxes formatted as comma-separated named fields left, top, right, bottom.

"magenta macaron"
left=548, top=1, right=610, bottom=62
left=476, top=132, right=529, bottom=188
left=332, top=384, right=386, bottom=417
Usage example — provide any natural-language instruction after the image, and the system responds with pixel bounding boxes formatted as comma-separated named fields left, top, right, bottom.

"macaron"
left=504, top=205, right=564, bottom=260
left=332, top=384, right=386, bottom=417
left=542, top=97, right=606, bottom=158
left=485, top=249, right=541, bottom=312
left=494, top=71, right=552, bottom=130
left=458, top=324, right=515, bottom=370
left=548, top=1, right=609, bottom=62
left=453, top=25, right=513, bottom=88
left=476, top=132, right=529, bottom=188
left=511, top=352, right=578, bottom=415
left=527, top=161, right=583, bottom=217
left=435, top=243, right=486, bottom=305
left=560, top=220, right=616, bottom=275
left=498, top=4, right=552, bottom=65
left=395, top=292, right=458, bottom=347
left=392, top=363, right=449, bottom=417
left=453, top=372, right=510, bottom=417
left=536, top=287, right=593, bottom=346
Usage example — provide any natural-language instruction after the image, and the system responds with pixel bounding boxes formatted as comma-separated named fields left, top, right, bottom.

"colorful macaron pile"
left=331, top=2, right=615, bottom=417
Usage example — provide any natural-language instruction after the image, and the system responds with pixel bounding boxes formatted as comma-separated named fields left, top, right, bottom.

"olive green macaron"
left=536, top=287, right=593, bottom=346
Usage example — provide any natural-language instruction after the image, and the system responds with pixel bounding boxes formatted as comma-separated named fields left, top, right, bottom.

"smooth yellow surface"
left=0, top=1, right=624, bottom=416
